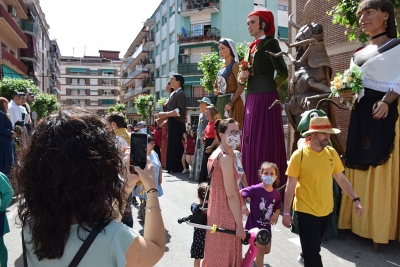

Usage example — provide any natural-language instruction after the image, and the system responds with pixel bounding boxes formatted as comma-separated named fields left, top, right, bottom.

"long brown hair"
left=0, top=97, right=9, bottom=121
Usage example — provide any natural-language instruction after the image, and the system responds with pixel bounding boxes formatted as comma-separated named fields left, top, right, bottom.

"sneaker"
left=182, top=169, right=188, bottom=174
left=297, top=255, right=304, bottom=266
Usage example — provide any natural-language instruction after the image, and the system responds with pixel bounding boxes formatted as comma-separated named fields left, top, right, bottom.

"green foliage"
left=157, top=97, right=168, bottom=106
left=108, top=103, right=126, bottom=114
left=0, top=78, right=40, bottom=100
left=236, top=41, right=250, bottom=62
left=197, top=52, right=223, bottom=93
left=31, top=93, right=59, bottom=119
left=328, top=0, right=400, bottom=42
left=134, top=94, right=155, bottom=120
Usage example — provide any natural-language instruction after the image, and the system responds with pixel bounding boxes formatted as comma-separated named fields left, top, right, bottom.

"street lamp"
left=147, top=99, right=153, bottom=134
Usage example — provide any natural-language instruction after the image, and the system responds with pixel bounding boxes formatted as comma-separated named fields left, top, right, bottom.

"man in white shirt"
left=8, top=91, right=25, bottom=127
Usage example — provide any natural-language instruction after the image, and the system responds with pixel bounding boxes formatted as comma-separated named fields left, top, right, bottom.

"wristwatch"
left=353, top=197, right=361, bottom=202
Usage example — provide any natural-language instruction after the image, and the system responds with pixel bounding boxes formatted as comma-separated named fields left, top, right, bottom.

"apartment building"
left=49, top=39, right=61, bottom=101
left=121, top=18, right=155, bottom=125
left=20, top=0, right=53, bottom=94
left=60, top=50, right=122, bottom=114
left=288, top=0, right=359, bottom=151
left=0, top=0, right=29, bottom=79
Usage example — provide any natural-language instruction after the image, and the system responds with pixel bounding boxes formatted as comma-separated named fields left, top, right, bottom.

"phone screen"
left=130, top=133, right=148, bottom=173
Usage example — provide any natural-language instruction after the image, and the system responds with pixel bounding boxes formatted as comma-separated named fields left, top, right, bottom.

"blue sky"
left=40, top=0, right=161, bottom=58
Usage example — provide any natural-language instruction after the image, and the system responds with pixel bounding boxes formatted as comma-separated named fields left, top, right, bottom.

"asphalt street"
left=4, top=170, right=400, bottom=267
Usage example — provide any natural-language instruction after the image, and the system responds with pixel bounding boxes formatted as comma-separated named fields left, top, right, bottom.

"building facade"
left=121, top=0, right=289, bottom=126
left=121, top=18, right=155, bottom=125
left=60, top=50, right=121, bottom=114
left=0, top=0, right=29, bottom=79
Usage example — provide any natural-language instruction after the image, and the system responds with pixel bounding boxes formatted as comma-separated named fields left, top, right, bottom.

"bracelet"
left=146, top=196, right=158, bottom=201
left=353, top=197, right=361, bottom=202
left=147, top=188, right=158, bottom=194
left=146, top=205, right=162, bottom=212
left=242, top=205, right=248, bottom=210
left=283, top=212, right=291, bottom=216
left=239, top=80, right=246, bottom=85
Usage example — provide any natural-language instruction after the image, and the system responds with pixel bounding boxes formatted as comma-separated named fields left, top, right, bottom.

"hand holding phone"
left=130, top=133, right=148, bottom=174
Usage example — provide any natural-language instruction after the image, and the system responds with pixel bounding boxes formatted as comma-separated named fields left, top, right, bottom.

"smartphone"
left=130, top=133, right=148, bottom=174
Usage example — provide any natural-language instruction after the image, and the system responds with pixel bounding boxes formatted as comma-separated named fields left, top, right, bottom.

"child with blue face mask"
left=240, top=162, right=282, bottom=267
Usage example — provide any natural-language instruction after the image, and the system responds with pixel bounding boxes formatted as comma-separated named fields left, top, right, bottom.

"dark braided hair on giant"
left=13, top=108, right=125, bottom=260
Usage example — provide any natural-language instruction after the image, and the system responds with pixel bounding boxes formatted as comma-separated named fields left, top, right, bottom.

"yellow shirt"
left=285, top=145, right=344, bottom=217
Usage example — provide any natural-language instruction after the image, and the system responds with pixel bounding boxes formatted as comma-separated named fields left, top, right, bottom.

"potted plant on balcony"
left=208, top=0, right=215, bottom=6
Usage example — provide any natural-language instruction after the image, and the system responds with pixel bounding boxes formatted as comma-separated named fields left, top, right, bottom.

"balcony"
left=0, top=47, right=28, bottom=74
left=27, top=75, right=39, bottom=85
left=179, top=0, right=220, bottom=17
left=186, top=96, right=217, bottom=107
left=124, top=89, right=137, bottom=99
left=20, top=20, right=38, bottom=36
left=126, top=107, right=138, bottom=114
left=143, top=78, right=155, bottom=89
left=177, top=63, right=203, bottom=75
left=0, top=5, right=28, bottom=48
left=122, top=67, right=149, bottom=87
left=177, top=28, right=220, bottom=46
left=124, top=45, right=149, bottom=71
left=143, top=33, right=155, bottom=49
left=142, top=57, right=155, bottom=69
left=7, top=0, right=28, bottom=19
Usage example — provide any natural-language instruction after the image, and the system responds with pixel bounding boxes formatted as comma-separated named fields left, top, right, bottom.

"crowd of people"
left=0, top=0, right=398, bottom=266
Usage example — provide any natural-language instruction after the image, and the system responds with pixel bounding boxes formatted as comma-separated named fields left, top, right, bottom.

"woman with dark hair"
left=202, top=118, right=245, bottom=266
left=0, top=97, right=17, bottom=175
left=198, top=106, right=219, bottom=184
left=14, top=108, right=165, bottom=266
left=338, top=0, right=400, bottom=250
left=214, top=38, right=244, bottom=129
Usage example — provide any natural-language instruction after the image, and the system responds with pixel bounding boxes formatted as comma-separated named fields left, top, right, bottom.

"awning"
left=278, top=26, right=288, bottom=41
left=70, top=68, right=87, bottom=73
left=101, top=69, right=115, bottom=73
left=2, top=65, right=24, bottom=79
left=90, top=70, right=98, bottom=73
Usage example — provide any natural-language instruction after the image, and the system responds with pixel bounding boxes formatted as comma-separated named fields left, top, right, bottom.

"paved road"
left=4, top=171, right=400, bottom=266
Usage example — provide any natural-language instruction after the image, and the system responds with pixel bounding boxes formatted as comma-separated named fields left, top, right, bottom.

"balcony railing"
left=143, top=79, right=155, bottom=88
left=0, top=5, right=28, bottom=45
left=126, top=107, right=138, bottom=114
left=124, top=90, right=137, bottom=99
left=177, top=28, right=220, bottom=45
left=132, top=45, right=149, bottom=59
left=177, top=63, right=203, bottom=75
left=179, top=0, right=220, bottom=14
left=20, top=20, right=38, bottom=35
left=0, top=47, right=28, bottom=74
left=142, top=57, right=154, bottom=67
left=123, top=68, right=149, bottom=86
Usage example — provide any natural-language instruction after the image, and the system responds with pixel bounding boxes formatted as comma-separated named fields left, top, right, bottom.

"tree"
left=108, top=103, right=126, bottom=114
left=134, top=94, right=155, bottom=120
left=157, top=97, right=168, bottom=106
left=31, top=93, right=59, bottom=119
left=197, top=52, right=223, bottom=93
left=236, top=41, right=250, bottom=62
left=0, top=78, right=40, bottom=100
left=328, top=0, right=400, bottom=42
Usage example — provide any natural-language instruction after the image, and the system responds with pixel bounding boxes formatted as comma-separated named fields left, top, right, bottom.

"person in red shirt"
left=184, top=130, right=197, bottom=174
left=199, top=106, right=219, bottom=183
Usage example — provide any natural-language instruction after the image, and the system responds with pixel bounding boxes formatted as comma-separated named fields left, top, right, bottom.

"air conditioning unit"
left=179, top=49, right=189, bottom=55
left=8, top=6, right=16, bottom=17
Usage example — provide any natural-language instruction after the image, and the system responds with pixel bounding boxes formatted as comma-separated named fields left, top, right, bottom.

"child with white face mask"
left=239, top=162, right=282, bottom=267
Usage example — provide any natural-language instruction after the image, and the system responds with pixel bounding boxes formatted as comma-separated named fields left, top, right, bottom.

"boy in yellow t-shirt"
left=282, top=117, right=364, bottom=267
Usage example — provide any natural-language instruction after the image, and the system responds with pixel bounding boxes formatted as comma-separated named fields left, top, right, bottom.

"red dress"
left=202, top=152, right=242, bottom=267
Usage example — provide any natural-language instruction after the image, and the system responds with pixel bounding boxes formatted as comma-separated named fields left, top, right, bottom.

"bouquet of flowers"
left=13, top=125, right=22, bottom=141
left=241, top=59, right=252, bottom=71
left=329, top=65, right=363, bottom=109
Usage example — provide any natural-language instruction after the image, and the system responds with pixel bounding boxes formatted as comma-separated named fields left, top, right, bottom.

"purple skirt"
left=241, top=92, right=287, bottom=188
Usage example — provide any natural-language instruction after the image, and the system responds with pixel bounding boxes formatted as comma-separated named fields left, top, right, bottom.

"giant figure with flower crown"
left=233, top=10, right=288, bottom=187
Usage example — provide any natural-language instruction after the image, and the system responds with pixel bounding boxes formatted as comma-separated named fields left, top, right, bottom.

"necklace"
left=369, top=32, right=386, bottom=40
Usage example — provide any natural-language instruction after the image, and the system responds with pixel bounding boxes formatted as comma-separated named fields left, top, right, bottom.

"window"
left=10, top=50, right=15, bottom=56
left=169, top=59, right=175, bottom=71
left=155, top=22, right=159, bottom=32
left=169, top=6, right=175, bottom=17
left=155, top=68, right=160, bottom=78
left=192, top=23, right=211, bottom=37
left=162, top=64, right=166, bottom=75
left=156, top=45, right=160, bottom=54
left=90, top=100, right=98, bottom=105
left=162, top=16, right=167, bottom=25
left=90, top=79, right=98, bottom=85
left=90, top=69, right=98, bottom=75
left=1, top=42, right=7, bottom=49
left=60, top=78, right=66, bottom=85
left=61, top=69, right=66, bottom=74
left=90, top=90, right=98, bottom=96
left=170, top=32, right=175, bottom=44
left=162, top=39, right=167, bottom=50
